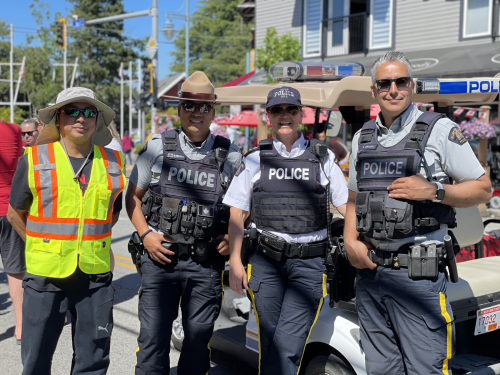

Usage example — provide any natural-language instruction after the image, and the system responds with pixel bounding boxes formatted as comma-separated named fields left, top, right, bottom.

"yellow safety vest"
left=25, top=142, right=125, bottom=278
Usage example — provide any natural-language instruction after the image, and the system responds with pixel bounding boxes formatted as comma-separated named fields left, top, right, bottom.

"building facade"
left=255, top=0, right=500, bottom=77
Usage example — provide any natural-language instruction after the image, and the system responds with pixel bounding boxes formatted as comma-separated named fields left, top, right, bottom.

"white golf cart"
left=172, top=62, right=500, bottom=375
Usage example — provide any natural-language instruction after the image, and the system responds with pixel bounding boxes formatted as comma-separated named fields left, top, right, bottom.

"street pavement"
left=0, top=164, right=256, bottom=375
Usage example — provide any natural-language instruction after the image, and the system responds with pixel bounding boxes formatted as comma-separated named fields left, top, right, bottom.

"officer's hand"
left=387, top=173, right=437, bottom=201
left=142, top=231, right=175, bottom=265
left=229, top=259, right=248, bottom=296
left=346, top=240, right=377, bottom=270
left=215, top=234, right=230, bottom=255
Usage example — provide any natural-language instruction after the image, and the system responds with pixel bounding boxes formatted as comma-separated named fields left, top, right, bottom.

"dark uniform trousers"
left=247, top=249, right=327, bottom=375
left=21, top=283, right=114, bottom=375
left=135, top=251, right=224, bottom=375
left=357, top=267, right=455, bottom=375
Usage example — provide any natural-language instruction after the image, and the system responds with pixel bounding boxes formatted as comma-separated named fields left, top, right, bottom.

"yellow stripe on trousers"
left=296, top=273, right=328, bottom=375
left=439, top=292, right=453, bottom=375
left=247, top=264, right=262, bottom=375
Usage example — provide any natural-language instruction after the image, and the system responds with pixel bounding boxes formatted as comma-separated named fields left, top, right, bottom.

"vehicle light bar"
left=415, top=78, right=500, bottom=94
left=269, top=61, right=365, bottom=82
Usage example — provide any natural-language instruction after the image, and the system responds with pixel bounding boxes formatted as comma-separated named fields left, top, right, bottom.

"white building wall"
left=255, top=0, right=304, bottom=50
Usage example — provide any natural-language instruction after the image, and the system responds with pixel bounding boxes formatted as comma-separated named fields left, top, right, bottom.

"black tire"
left=305, top=351, right=355, bottom=375
left=171, top=306, right=184, bottom=352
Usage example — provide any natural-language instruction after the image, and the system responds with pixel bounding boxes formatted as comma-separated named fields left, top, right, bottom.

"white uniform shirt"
left=223, top=133, right=348, bottom=244
left=348, top=103, right=485, bottom=250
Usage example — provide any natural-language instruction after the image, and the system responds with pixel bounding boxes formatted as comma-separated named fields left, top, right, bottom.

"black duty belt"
left=163, top=239, right=220, bottom=258
left=368, top=249, right=409, bottom=268
left=258, top=231, right=328, bottom=261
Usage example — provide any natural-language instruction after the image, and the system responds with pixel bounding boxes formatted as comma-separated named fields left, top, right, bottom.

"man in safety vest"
left=7, top=87, right=125, bottom=375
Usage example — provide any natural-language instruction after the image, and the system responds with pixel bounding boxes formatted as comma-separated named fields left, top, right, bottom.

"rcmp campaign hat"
left=37, top=87, right=115, bottom=147
left=266, top=86, right=302, bottom=108
left=162, top=71, right=218, bottom=103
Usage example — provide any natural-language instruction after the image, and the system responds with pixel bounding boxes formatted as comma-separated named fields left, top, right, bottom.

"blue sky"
left=2, top=0, right=200, bottom=80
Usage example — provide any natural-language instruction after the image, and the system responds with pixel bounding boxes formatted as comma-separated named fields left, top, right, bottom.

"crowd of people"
left=0, top=51, right=492, bottom=375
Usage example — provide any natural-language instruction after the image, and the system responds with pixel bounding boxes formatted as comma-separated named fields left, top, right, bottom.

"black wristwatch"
left=432, top=181, right=445, bottom=203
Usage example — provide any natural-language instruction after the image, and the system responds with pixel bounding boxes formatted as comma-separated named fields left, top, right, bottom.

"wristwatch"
left=432, top=181, right=445, bottom=203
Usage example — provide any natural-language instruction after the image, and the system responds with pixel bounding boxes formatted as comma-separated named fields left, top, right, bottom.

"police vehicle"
left=171, top=61, right=500, bottom=375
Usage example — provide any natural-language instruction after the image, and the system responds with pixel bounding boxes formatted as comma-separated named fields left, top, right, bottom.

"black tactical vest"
left=355, top=112, right=456, bottom=240
left=144, top=130, right=231, bottom=244
left=251, top=138, right=328, bottom=234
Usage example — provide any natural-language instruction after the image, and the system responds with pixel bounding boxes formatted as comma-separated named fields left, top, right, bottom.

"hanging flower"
left=459, top=118, right=496, bottom=140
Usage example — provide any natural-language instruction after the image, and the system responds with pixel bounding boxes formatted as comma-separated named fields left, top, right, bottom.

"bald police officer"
left=344, top=51, right=492, bottom=375
left=226, top=87, right=348, bottom=375
left=126, top=71, right=242, bottom=375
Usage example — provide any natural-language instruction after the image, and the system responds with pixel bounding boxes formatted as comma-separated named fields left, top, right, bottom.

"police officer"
left=7, top=87, right=124, bottom=375
left=344, top=51, right=492, bottom=375
left=226, top=87, right=348, bottom=375
left=126, top=71, right=242, bottom=375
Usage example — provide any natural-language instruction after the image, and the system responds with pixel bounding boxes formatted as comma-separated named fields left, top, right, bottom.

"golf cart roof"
left=215, top=76, right=500, bottom=108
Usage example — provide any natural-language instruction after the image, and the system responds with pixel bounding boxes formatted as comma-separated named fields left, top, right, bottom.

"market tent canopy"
left=216, top=111, right=258, bottom=128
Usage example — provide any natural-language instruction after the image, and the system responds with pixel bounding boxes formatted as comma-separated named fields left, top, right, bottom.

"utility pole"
left=185, top=0, right=189, bottom=80
left=120, top=62, right=124, bottom=139
left=10, top=24, right=14, bottom=124
left=63, top=20, right=67, bottom=90
left=137, top=59, right=142, bottom=142
left=151, top=0, right=158, bottom=135
left=129, top=60, right=133, bottom=136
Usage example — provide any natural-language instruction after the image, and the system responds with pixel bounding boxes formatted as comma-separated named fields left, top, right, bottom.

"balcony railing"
left=322, top=12, right=367, bottom=58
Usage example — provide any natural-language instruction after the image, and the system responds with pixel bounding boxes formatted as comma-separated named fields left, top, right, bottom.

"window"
left=463, top=0, right=493, bottom=37
left=369, top=0, right=393, bottom=49
left=304, top=0, right=323, bottom=57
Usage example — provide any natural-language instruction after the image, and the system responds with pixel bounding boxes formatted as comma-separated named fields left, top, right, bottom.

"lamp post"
left=161, top=0, right=190, bottom=79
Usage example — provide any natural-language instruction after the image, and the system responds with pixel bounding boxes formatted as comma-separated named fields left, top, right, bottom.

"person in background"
left=21, top=118, right=41, bottom=149
left=316, top=131, right=349, bottom=162
left=0, top=121, right=25, bottom=345
left=122, top=130, right=134, bottom=165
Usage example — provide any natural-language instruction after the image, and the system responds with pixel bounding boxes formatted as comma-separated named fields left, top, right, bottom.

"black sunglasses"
left=267, top=105, right=300, bottom=116
left=60, top=107, right=97, bottom=118
left=181, top=102, right=213, bottom=113
left=375, top=77, right=412, bottom=92
left=22, top=130, right=37, bottom=137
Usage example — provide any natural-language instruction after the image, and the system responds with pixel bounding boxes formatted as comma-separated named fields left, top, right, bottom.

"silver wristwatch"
left=432, top=181, right=445, bottom=203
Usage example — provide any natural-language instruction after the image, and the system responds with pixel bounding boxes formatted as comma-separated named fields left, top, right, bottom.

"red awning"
left=219, top=71, right=255, bottom=87
left=216, top=111, right=258, bottom=128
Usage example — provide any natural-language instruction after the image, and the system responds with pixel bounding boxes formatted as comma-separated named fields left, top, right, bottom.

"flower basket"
left=459, top=118, right=496, bottom=140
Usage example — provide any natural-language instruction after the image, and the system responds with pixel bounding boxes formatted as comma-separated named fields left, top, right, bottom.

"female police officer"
left=224, top=87, right=348, bottom=375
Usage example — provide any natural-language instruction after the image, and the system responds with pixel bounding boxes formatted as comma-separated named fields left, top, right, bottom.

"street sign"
left=147, top=37, right=158, bottom=59
left=73, top=19, right=84, bottom=30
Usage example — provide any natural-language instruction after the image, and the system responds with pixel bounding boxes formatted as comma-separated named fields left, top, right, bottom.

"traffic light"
left=142, top=59, right=152, bottom=94
left=250, top=28, right=255, bottom=49
left=56, top=18, right=66, bottom=49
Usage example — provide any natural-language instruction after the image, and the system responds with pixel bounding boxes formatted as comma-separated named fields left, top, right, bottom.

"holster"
left=128, top=231, right=145, bottom=276
left=141, top=191, right=153, bottom=220
left=241, top=227, right=258, bottom=266
left=327, top=236, right=357, bottom=307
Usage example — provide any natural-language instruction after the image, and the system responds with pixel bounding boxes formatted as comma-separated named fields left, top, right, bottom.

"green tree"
left=256, top=27, right=301, bottom=83
left=170, top=0, right=252, bottom=87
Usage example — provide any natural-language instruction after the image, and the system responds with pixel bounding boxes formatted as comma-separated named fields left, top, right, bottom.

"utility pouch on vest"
left=160, top=198, right=183, bottom=235
left=180, top=201, right=197, bottom=239
left=141, top=191, right=152, bottom=219
left=193, top=240, right=210, bottom=263
left=408, top=243, right=439, bottom=280
left=258, top=231, right=285, bottom=262
left=193, top=204, right=215, bottom=239
left=214, top=204, right=230, bottom=235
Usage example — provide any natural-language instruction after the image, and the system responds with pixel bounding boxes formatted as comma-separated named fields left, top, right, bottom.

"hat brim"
left=162, top=95, right=219, bottom=104
left=36, top=96, right=115, bottom=147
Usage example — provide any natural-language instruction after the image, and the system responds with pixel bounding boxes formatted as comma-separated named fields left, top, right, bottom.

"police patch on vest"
left=167, top=167, right=216, bottom=188
left=235, top=161, right=245, bottom=176
left=139, top=142, right=148, bottom=155
left=360, top=158, right=408, bottom=179
left=261, top=151, right=275, bottom=157
left=166, top=153, right=186, bottom=160
left=361, top=144, right=378, bottom=150
left=269, top=168, right=309, bottom=180
left=448, top=127, right=467, bottom=146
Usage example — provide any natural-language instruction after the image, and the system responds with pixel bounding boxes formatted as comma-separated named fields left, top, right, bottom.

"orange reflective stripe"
left=26, top=229, right=78, bottom=241
left=82, top=232, right=111, bottom=241
left=27, top=215, right=79, bottom=224
left=113, top=150, right=123, bottom=171
left=84, top=218, right=112, bottom=225
left=48, top=143, right=58, bottom=218
left=32, top=146, right=44, bottom=216
left=98, top=146, right=109, bottom=169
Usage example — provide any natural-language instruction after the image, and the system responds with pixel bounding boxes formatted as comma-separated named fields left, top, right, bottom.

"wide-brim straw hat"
left=162, top=71, right=218, bottom=103
left=36, top=87, right=115, bottom=146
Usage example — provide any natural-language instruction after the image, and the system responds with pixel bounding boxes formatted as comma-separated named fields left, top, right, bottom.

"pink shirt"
left=0, top=122, right=22, bottom=216
left=122, top=135, right=132, bottom=151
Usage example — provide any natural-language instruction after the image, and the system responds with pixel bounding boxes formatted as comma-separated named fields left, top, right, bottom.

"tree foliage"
left=256, top=27, right=301, bottom=83
left=170, top=0, right=253, bottom=87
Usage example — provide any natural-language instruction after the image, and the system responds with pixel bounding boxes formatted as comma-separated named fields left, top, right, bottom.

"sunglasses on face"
left=60, top=107, right=97, bottom=118
left=181, top=102, right=213, bottom=113
left=267, top=105, right=300, bottom=116
left=375, top=77, right=412, bottom=92
left=22, top=131, right=37, bottom=137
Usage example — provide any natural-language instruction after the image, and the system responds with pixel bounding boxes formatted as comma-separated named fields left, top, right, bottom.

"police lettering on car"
left=125, top=72, right=242, bottom=375
left=344, top=52, right=492, bottom=375
left=225, top=87, right=348, bottom=375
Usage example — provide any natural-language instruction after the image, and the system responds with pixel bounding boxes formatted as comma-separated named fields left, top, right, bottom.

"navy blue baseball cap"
left=265, top=86, right=302, bottom=109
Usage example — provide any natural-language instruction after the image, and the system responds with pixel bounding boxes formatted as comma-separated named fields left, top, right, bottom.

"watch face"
left=437, top=188, right=445, bottom=201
